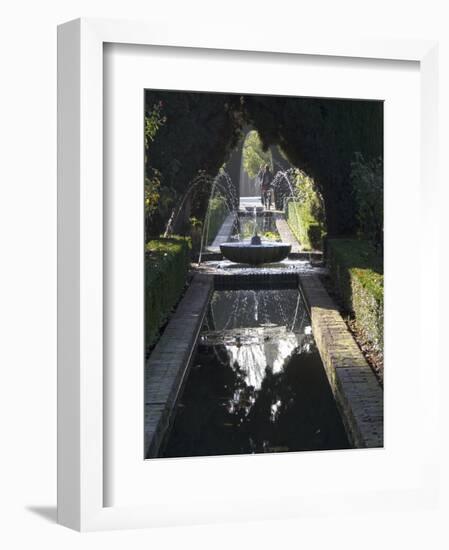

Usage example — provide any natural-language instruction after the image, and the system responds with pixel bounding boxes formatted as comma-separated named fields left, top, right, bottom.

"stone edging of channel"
left=298, top=273, right=384, bottom=448
left=144, top=273, right=213, bottom=458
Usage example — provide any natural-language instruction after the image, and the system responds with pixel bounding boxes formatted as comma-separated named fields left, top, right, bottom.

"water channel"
left=161, top=286, right=350, bottom=458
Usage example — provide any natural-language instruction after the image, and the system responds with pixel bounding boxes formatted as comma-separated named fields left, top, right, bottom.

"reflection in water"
left=162, top=289, right=350, bottom=458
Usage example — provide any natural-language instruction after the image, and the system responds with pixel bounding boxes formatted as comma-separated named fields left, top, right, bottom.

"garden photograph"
left=143, top=90, right=383, bottom=459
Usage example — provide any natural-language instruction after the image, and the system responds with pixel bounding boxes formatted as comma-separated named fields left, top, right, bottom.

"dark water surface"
left=162, top=288, right=350, bottom=458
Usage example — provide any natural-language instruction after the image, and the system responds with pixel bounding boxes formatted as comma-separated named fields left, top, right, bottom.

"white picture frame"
left=57, top=17, right=439, bottom=531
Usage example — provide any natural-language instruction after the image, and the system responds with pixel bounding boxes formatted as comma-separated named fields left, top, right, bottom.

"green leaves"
left=244, top=96, right=383, bottom=237
left=143, top=91, right=383, bottom=240
left=144, top=91, right=243, bottom=237
left=286, top=169, right=326, bottom=250
left=242, top=130, right=272, bottom=178
left=327, top=239, right=383, bottom=352
left=144, top=101, right=166, bottom=148
left=145, top=237, right=191, bottom=349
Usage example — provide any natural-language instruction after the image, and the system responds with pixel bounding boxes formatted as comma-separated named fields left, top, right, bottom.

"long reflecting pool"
left=162, top=287, right=350, bottom=458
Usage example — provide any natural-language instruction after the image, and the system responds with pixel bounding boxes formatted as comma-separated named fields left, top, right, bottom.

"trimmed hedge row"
left=145, top=236, right=191, bottom=348
left=286, top=200, right=324, bottom=250
left=327, top=238, right=383, bottom=352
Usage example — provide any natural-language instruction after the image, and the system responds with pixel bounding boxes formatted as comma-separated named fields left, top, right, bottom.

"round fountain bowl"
left=220, top=241, right=291, bottom=265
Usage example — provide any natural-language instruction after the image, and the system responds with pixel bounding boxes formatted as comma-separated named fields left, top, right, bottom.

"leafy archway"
left=144, top=90, right=382, bottom=240
left=244, top=95, right=383, bottom=237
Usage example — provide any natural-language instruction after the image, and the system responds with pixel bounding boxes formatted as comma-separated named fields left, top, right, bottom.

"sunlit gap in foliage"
left=241, top=130, right=273, bottom=197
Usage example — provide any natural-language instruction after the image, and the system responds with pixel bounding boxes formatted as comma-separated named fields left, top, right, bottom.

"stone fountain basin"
left=220, top=241, right=291, bottom=265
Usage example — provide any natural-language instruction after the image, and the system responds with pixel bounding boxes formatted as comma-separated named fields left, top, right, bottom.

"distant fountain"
left=164, top=170, right=238, bottom=238
left=192, top=167, right=303, bottom=266
left=270, top=168, right=298, bottom=212
left=163, top=174, right=210, bottom=237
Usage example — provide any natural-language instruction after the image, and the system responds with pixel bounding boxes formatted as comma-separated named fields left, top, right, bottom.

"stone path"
left=274, top=214, right=302, bottom=253
left=207, top=212, right=237, bottom=253
left=144, top=273, right=213, bottom=457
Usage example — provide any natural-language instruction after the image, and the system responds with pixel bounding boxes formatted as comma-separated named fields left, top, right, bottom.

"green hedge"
left=286, top=200, right=324, bottom=250
left=206, top=196, right=229, bottom=245
left=145, top=236, right=191, bottom=348
left=327, top=239, right=383, bottom=352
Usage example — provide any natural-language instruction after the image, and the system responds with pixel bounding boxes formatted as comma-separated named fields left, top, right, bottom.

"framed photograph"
left=57, top=18, right=439, bottom=531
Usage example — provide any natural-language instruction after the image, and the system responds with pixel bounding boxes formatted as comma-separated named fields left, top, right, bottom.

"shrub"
left=307, top=224, right=323, bottom=249
left=285, top=170, right=326, bottom=250
left=145, top=236, right=191, bottom=348
left=327, top=238, right=383, bottom=352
